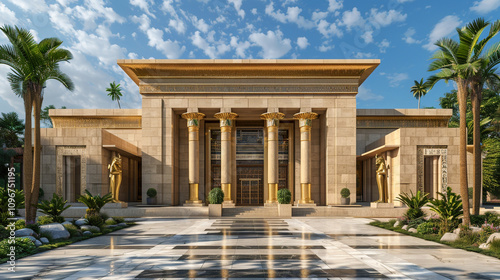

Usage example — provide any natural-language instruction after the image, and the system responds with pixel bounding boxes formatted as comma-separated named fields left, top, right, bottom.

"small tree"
left=410, top=78, right=428, bottom=109
left=427, top=187, right=463, bottom=234
left=106, top=81, right=123, bottom=109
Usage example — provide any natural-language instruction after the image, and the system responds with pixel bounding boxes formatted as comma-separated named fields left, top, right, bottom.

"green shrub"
left=112, top=217, right=125, bottom=223
left=485, top=211, right=500, bottom=226
left=63, top=224, right=82, bottom=238
left=0, top=187, right=25, bottom=217
left=25, top=223, right=40, bottom=234
left=405, top=208, right=425, bottom=221
left=428, top=187, right=463, bottom=234
left=105, top=218, right=117, bottom=225
left=417, top=221, right=440, bottom=234
left=407, top=217, right=426, bottom=229
left=397, top=190, right=429, bottom=220
left=78, top=190, right=113, bottom=216
left=0, top=226, right=9, bottom=240
left=456, top=225, right=481, bottom=246
left=0, top=238, right=36, bottom=259
left=37, top=216, right=54, bottom=225
left=147, top=188, right=157, bottom=198
left=208, top=188, right=224, bottom=204
left=15, top=219, right=25, bottom=230
left=87, top=214, right=104, bottom=227
left=340, top=188, right=350, bottom=198
left=37, top=193, right=71, bottom=223
left=470, top=214, right=487, bottom=227
left=0, top=212, right=10, bottom=227
left=490, top=239, right=500, bottom=253
left=277, top=188, right=291, bottom=204
left=88, top=226, right=101, bottom=234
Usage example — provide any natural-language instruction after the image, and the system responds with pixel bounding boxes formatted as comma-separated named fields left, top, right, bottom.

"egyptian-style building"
left=40, top=60, right=473, bottom=207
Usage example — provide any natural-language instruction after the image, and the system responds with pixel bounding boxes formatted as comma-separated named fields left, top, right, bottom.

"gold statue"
left=374, top=154, right=388, bottom=203
left=108, top=153, right=123, bottom=202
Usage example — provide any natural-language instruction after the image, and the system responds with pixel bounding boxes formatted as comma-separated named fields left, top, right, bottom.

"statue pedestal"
left=103, top=202, right=128, bottom=208
left=370, top=202, right=394, bottom=208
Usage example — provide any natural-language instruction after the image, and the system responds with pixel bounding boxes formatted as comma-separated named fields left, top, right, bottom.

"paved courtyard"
left=2, top=218, right=500, bottom=279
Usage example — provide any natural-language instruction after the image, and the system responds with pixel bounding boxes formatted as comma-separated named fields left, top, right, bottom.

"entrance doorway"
left=236, top=128, right=264, bottom=205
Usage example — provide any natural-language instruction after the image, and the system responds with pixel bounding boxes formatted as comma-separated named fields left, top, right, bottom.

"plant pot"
left=209, top=204, right=222, bottom=217
left=341, top=197, right=350, bottom=205
left=278, top=204, right=292, bottom=218
left=147, top=197, right=157, bottom=205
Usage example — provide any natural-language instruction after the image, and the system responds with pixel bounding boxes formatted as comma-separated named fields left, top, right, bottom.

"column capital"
left=214, top=112, right=238, bottom=127
left=181, top=112, right=205, bottom=127
left=260, top=112, right=285, bottom=127
left=293, top=112, right=318, bottom=127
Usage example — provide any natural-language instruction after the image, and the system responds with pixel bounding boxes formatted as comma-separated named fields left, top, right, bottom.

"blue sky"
left=1, top=0, right=500, bottom=116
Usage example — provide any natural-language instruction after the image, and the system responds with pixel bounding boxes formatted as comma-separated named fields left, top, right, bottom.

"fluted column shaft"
left=214, top=112, right=238, bottom=202
left=261, top=112, right=285, bottom=203
left=181, top=112, right=205, bottom=204
left=294, top=112, right=318, bottom=204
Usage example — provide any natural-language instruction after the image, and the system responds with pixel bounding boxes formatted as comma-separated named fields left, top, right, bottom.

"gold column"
left=181, top=112, right=205, bottom=205
left=261, top=112, right=285, bottom=204
left=214, top=112, right=238, bottom=203
left=294, top=112, right=318, bottom=204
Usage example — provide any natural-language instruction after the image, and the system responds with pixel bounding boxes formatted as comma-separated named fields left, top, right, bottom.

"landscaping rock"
left=39, top=223, right=70, bottom=240
left=19, top=236, right=37, bottom=243
left=440, top=232, right=459, bottom=242
left=402, top=225, right=408, bottom=231
left=117, top=223, right=126, bottom=227
left=75, top=219, right=88, bottom=227
left=62, top=221, right=73, bottom=226
left=83, top=231, right=92, bottom=236
left=15, top=228, right=35, bottom=237
left=40, top=237, right=50, bottom=244
left=471, top=226, right=482, bottom=234
left=408, top=228, right=418, bottom=233
left=479, top=243, right=491, bottom=249
left=453, top=228, right=460, bottom=235
left=81, top=225, right=100, bottom=233
left=393, top=221, right=401, bottom=227
left=486, top=233, right=500, bottom=244
left=34, top=240, right=42, bottom=247
left=105, top=224, right=118, bottom=228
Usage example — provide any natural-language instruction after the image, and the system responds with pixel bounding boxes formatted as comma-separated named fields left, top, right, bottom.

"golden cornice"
left=181, top=112, right=205, bottom=120
left=214, top=112, right=238, bottom=120
left=260, top=112, right=285, bottom=120
left=293, top=112, right=318, bottom=120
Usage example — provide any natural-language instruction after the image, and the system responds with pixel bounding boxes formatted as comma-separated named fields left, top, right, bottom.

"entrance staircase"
left=222, top=206, right=279, bottom=218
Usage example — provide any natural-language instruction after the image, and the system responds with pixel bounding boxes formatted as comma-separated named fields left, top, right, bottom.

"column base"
left=183, top=200, right=203, bottom=207
left=222, top=183, right=232, bottom=202
left=267, top=183, right=278, bottom=204
left=222, top=201, right=235, bottom=208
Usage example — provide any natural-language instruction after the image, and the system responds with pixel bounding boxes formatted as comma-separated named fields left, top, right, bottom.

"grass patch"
left=0, top=222, right=135, bottom=263
left=370, top=220, right=500, bottom=259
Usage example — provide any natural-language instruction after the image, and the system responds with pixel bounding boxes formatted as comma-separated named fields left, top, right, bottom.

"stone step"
left=223, top=207, right=279, bottom=218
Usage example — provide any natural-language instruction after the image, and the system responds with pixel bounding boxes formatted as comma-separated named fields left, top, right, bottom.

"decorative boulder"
left=471, top=227, right=482, bottom=234
left=453, top=228, right=461, bottom=235
left=105, top=225, right=118, bottom=228
left=75, top=219, right=88, bottom=227
left=402, top=225, right=408, bottom=230
left=486, top=233, right=500, bottom=244
left=83, top=231, right=93, bottom=236
left=81, top=225, right=100, bottom=233
left=15, top=228, right=35, bottom=237
left=479, top=243, right=491, bottom=249
left=39, top=223, right=70, bottom=240
left=40, top=237, right=50, bottom=244
left=440, top=232, right=459, bottom=242
left=393, top=221, right=401, bottom=227
left=34, top=240, right=42, bottom=247
left=408, top=228, right=418, bottom=233
left=117, top=223, right=127, bottom=227
left=62, top=221, right=73, bottom=226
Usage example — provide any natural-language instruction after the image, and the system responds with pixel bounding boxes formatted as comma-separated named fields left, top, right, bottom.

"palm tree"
left=0, top=112, right=24, bottom=148
left=411, top=78, right=429, bottom=109
left=106, top=81, right=123, bottom=109
left=0, top=25, right=74, bottom=223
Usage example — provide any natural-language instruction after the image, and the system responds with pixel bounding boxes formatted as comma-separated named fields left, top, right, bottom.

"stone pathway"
left=2, top=218, right=500, bottom=279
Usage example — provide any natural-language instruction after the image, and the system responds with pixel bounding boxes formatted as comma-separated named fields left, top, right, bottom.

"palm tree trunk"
left=418, top=96, right=421, bottom=109
left=30, top=91, right=43, bottom=223
left=117, top=100, right=121, bottom=109
left=471, top=90, right=482, bottom=215
left=23, top=88, right=34, bottom=224
left=457, top=80, right=470, bottom=225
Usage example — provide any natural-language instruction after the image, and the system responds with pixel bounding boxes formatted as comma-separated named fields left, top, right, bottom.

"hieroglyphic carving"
left=357, top=119, right=449, bottom=128
left=56, top=146, right=87, bottom=198
left=52, top=117, right=142, bottom=129
left=139, top=84, right=358, bottom=94
left=417, top=146, right=448, bottom=193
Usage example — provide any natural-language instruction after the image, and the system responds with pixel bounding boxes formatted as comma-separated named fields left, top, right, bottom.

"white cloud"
left=361, top=31, right=373, bottom=43
left=357, top=86, right=383, bottom=101
left=368, top=8, right=407, bottom=28
left=128, top=52, right=139, bottom=59
left=146, top=27, right=185, bottom=59
left=312, top=11, right=328, bottom=21
left=190, top=15, right=210, bottom=33
left=251, top=8, right=257, bottom=15
left=29, top=29, right=40, bottom=42
left=317, top=19, right=343, bottom=38
left=7, top=0, right=49, bottom=13
left=56, top=0, right=77, bottom=6
left=169, top=19, right=186, bottom=34
left=73, top=26, right=127, bottom=66
left=160, top=0, right=186, bottom=34
left=354, top=52, right=373, bottom=58
left=191, top=31, right=230, bottom=59
left=297, top=37, right=309, bottom=49
left=470, top=0, right=500, bottom=14
left=328, top=0, right=343, bottom=12
left=341, top=7, right=364, bottom=30
left=403, top=27, right=421, bottom=44
left=249, top=30, right=292, bottom=59
left=130, top=0, right=155, bottom=18
left=131, top=14, right=151, bottom=32
left=0, top=67, right=24, bottom=115
left=0, top=3, right=18, bottom=25
left=380, top=72, right=409, bottom=87
left=423, top=15, right=462, bottom=51
left=228, top=0, right=245, bottom=19
left=73, top=0, right=125, bottom=29
left=48, top=4, right=76, bottom=35
left=265, top=2, right=315, bottom=29
left=230, top=36, right=251, bottom=58
left=319, top=43, right=334, bottom=52
left=378, top=39, right=390, bottom=53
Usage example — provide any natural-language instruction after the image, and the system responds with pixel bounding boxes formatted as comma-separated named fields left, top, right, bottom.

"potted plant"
left=277, top=188, right=292, bottom=217
left=208, top=188, right=224, bottom=217
left=341, top=188, right=350, bottom=205
left=147, top=188, right=157, bottom=205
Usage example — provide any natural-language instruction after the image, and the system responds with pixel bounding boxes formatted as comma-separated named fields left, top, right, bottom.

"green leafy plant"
left=340, top=188, right=350, bottom=198
left=112, top=217, right=125, bottom=223
left=25, top=223, right=40, bottom=234
left=490, top=239, right=500, bottom=254
left=277, top=188, right=292, bottom=204
left=0, top=227, right=9, bottom=240
left=396, top=190, right=429, bottom=220
left=147, top=188, right=157, bottom=198
left=87, top=215, right=104, bottom=227
left=417, top=221, right=440, bottom=235
left=0, top=187, right=25, bottom=217
left=407, top=217, right=426, bottom=229
left=63, top=223, right=82, bottom=238
left=0, top=238, right=36, bottom=259
left=428, top=187, right=463, bottom=234
left=37, top=216, right=54, bottom=225
left=208, top=188, right=224, bottom=204
left=15, top=219, right=25, bottom=230
left=36, top=193, right=71, bottom=223
left=105, top=218, right=117, bottom=225
left=77, top=190, right=113, bottom=217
